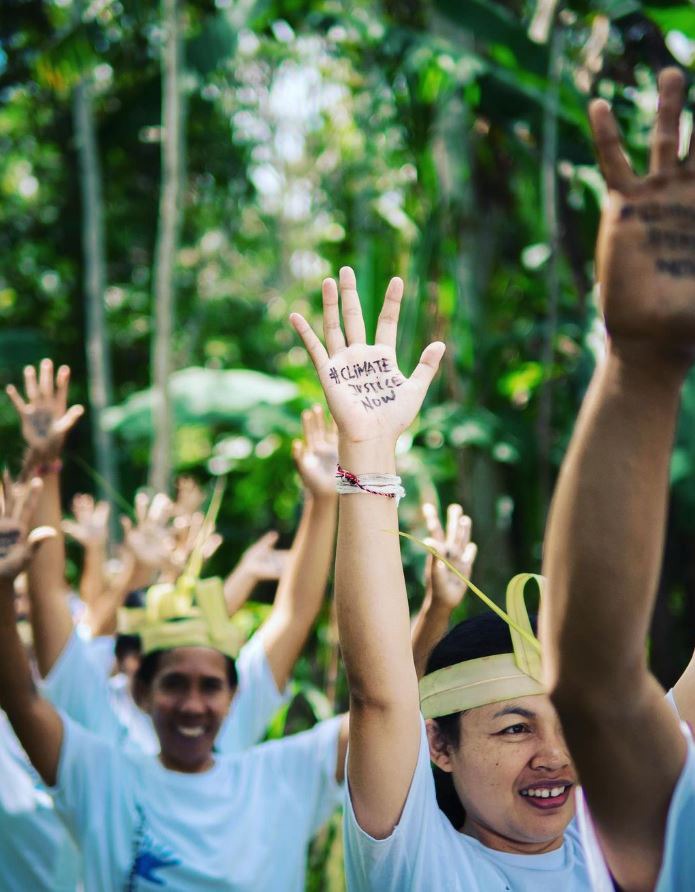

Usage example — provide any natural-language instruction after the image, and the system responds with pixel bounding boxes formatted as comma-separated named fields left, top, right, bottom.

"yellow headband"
left=419, top=573, right=545, bottom=719
left=117, top=480, right=244, bottom=660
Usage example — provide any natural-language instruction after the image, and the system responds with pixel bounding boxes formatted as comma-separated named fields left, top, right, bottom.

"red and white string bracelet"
left=335, top=465, right=406, bottom=506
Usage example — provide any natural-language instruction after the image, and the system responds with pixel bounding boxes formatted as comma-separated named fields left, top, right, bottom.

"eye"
left=159, top=674, right=187, bottom=693
left=498, top=723, right=531, bottom=736
left=201, top=678, right=225, bottom=694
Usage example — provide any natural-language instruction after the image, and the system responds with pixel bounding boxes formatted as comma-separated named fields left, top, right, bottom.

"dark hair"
left=134, top=648, right=238, bottom=691
left=425, top=611, right=538, bottom=829
left=115, top=634, right=142, bottom=664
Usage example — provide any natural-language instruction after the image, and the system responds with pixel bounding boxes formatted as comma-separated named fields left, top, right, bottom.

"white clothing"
left=344, top=717, right=595, bottom=892
left=53, top=712, right=342, bottom=891
left=0, top=712, right=80, bottom=891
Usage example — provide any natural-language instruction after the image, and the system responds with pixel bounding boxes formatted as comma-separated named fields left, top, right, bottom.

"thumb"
left=54, top=404, right=85, bottom=435
left=409, top=342, right=446, bottom=393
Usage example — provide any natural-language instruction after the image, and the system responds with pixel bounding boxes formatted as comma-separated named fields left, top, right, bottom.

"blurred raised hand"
left=422, top=502, right=477, bottom=611
left=223, top=530, right=289, bottom=615
left=173, top=476, right=206, bottom=518
left=62, top=494, right=110, bottom=550
left=6, top=359, right=84, bottom=471
left=292, top=405, right=338, bottom=499
left=120, top=491, right=176, bottom=581
left=0, top=473, right=55, bottom=582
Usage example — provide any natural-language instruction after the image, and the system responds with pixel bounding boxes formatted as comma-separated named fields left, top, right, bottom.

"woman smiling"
left=290, top=267, right=600, bottom=891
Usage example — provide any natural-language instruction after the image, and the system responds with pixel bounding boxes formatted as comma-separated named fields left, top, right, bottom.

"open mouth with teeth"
left=176, top=726, right=206, bottom=739
left=519, top=783, right=573, bottom=810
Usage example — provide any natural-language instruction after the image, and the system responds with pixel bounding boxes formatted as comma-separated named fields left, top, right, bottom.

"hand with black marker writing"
left=290, top=267, right=445, bottom=453
left=592, top=68, right=695, bottom=370
left=6, top=360, right=84, bottom=475
left=0, top=473, right=55, bottom=583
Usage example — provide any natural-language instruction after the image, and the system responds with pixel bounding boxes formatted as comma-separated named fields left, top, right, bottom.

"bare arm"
left=0, top=478, right=63, bottom=786
left=291, top=266, right=444, bottom=837
left=411, top=503, right=476, bottom=677
left=223, top=531, right=287, bottom=615
left=258, top=410, right=338, bottom=691
left=541, top=69, right=693, bottom=892
left=6, top=360, right=84, bottom=678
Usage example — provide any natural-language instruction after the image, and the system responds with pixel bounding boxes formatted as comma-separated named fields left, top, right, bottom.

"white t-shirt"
left=52, top=712, right=342, bottom=891
left=344, top=717, right=594, bottom=892
left=0, top=712, right=80, bottom=891
left=43, top=629, right=288, bottom=755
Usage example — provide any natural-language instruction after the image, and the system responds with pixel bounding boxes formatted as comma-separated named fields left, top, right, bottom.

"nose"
left=529, top=730, right=571, bottom=772
left=180, top=685, right=207, bottom=716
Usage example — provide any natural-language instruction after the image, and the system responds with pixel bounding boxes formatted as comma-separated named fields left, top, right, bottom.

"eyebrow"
left=492, top=706, right=537, bottom=720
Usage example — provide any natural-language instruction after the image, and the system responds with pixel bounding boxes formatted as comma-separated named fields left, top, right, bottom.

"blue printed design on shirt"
left=126, top=805, right=181, bottom=890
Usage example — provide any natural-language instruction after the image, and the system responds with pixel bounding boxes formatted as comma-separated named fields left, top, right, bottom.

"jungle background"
left=1, top=1, right=695, bottom=885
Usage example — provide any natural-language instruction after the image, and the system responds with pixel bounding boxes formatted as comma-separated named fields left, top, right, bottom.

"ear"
left=426, top=718, right=455, bottom=773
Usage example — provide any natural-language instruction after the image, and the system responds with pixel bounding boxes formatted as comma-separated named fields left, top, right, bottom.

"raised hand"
left=0, top=473, right=55, bottom=582
left=5, top=359, right=84, bottom=467
left=173, top=476, right=205, bottom=517
left=290, top=266, right=445, bottom=446
left=422, top=502, right=477, bottom=611
left=120, top=491, right=176, bottom=574
left=292, top=406, right=339, bottom=498
left=237, top=530, right=288, bottom=583
left=591, top=68, right=695, bottom=362
left=61, top=494, right=110, bottom=550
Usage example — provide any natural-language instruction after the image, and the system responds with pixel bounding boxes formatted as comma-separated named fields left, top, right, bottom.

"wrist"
left=606, top=340, right=691, bottom=389
left=421, top=592, right=453, bottom=621
left=338, top=439, right=396, bottom=475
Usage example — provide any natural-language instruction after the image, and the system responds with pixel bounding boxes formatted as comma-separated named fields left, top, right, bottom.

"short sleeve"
left=41, top=631, right=125, bottom=744
left=262, top=715, right=344, bottom=837
left=215, top=631, right=290, bottom=754
left=344, top=716, right=439, bottom=891
left=656, top=729, right=695, bottom=892
left=51, top=713, right=124, bottom=841
left=81, top=633, right=116, bottom=677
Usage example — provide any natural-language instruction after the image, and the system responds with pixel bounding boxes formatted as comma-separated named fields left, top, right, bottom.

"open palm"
left=591, top=69, right=695, bottom=359
left=290, top=267, right=445, bottom=446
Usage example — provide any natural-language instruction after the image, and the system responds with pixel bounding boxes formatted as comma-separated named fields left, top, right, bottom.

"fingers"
left=588, top=99, right=638, bottom=191
left=23, top=365, right=38, bottom=402
left=462, top=541, right=478, bottom=571
left=375, top=277, right=404, bottom=349
left=291, top=438, right=305, bottom=468
left=650, top=67, right=685, bottom=175
left=339, top=266, right=366, bottom=345
left=134, top=492, right=149, bottom=526
left=253, top=530, right=279, bottom=552
left=445, top=504, right=463, bottom=553
left=301, top=409, right=316, bottom=450
left=16, top=478, right=43, bottom=527
left=409, top=341, right=446, bottom=393
left=5, top=384, right=28, bottom=416
left=422, top=502, right=444, bottom=543
left=202, top=532, right=222, bottom=560
left=61, top=520, right=82, bottom=541
left=321, top=278, right=346, bottom=355
left=54, top=365, right=71, bottom=416
left=289, top=313, right=329, bottom=373
left=149, top=493, right=172, bottom=525
left=54, top=404, right=84, bottom=435
left=38, top=358, right=54, bottom=401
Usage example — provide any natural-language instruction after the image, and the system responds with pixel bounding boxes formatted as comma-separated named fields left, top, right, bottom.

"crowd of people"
left=1, top=65, right=695, bottom=891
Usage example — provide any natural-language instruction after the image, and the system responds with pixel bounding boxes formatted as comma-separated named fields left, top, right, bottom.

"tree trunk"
left=150, top=0, right=183, bottom=493
left=72, top=75, right=120, bottom=526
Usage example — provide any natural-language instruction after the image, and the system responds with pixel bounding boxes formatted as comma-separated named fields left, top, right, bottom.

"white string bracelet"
left=335, top=465, right=406, bottom=506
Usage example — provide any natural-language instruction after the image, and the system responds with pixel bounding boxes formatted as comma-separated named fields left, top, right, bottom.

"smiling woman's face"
left=427, top=694, right=576, bottom=854
left=141, top=647, right=235, bottom=773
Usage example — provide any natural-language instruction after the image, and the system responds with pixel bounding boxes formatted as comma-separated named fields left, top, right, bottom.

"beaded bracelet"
left=335, top=464, right=406, bottom=506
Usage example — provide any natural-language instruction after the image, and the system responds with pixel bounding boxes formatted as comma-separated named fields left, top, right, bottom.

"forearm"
left=542, top=348, right=685, bottom=699
left=261, top=492, right=337, bottom=689
left=336, top=440, right=418, bottom=710
left=0, top=578, right=63, bottom=785
left=411, top=592, right=452, bottom=678
left=79, top=544, right=106, bottom=605
left=223, top=564, right=259, bottom=615
left=27, top=472, right=73, bottom=677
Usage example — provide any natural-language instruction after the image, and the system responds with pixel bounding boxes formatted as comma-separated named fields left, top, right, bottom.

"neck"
left=462, top=817, right=564, bottom=855
left=158, top=751, right=215, bottom=774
